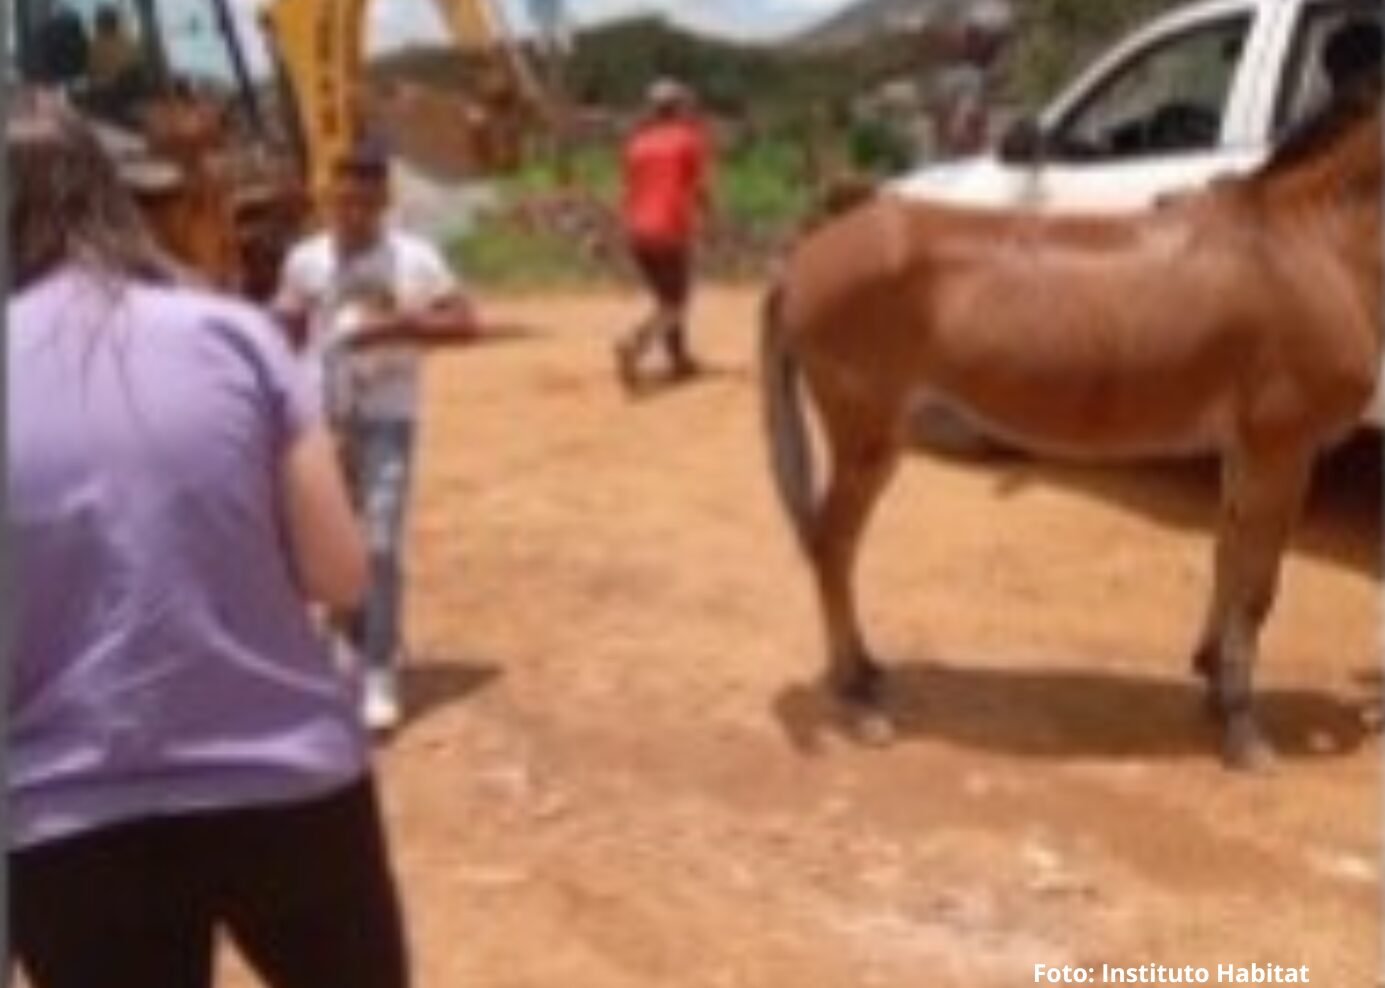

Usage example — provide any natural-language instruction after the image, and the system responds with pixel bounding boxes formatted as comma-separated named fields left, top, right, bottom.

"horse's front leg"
left=1191, top=459, right=1234, bottom=692
left=1199, top=443, right=1314, bottom=769
left=810, top=432, right=900, bottom=742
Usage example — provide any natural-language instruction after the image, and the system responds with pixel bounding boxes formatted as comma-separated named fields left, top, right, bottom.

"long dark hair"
left=7, top=89, right=179, bottom=291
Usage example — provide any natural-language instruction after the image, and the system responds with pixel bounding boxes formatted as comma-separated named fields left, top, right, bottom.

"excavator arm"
left=262, top=0, right=537, bottom=208
left=260, top=0, right=369, bottom=208
left=432, top=0, right=505, bottom=48
left=431, top=0, right=547, bottom=107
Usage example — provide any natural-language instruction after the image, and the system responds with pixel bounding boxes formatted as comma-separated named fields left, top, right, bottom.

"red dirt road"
left=229, top=287, right=1381, bottom=987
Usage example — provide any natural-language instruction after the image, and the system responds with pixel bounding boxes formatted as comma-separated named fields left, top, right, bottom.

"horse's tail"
left=759, top=278, right=816, bottom=555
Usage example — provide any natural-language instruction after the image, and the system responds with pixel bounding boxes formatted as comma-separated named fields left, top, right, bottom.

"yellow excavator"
left=263, top=0, right=548, bottom=206
left=12, top=0, right=549, bottom=297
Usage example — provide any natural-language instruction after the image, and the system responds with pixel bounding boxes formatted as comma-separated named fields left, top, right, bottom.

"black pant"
left=11, top=776, right=408, bottom=988
left=627, top=240, right=695, bottom=369
left=630, top=241, right=691, bottom=309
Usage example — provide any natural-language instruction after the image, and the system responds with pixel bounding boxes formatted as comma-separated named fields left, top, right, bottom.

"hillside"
left=371, top=15, right=939, bottom=122
left=797, top=0, right=992, bottom=50
left=799, top=0, right=1192, bottom=104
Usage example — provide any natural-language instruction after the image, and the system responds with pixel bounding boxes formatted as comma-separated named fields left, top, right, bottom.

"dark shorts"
left=630, top=240, right=692, bottom=308
left=10, top=776, right=408, bottom=988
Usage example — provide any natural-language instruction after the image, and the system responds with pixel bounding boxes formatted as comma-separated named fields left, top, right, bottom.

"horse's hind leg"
left=1197, top=441, right=1314, bottom=769
left=809, top=409, right=902, bottom=737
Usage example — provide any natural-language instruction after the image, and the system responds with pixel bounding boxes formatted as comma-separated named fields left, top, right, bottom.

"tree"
left=1003, top=0, right=1189, bottom=108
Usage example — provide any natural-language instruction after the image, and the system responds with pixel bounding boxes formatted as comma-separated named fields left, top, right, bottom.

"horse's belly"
left=911, top=386, right=1229, bottom=462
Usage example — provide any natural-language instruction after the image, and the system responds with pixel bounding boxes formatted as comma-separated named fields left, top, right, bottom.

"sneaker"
left=361, top=668, right=402, bottom=734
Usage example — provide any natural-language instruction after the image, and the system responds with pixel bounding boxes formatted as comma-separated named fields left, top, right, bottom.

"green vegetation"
left=451, top=132, right=823, bottom=289
left=450, top=218, right=609, bottom=289
left=505, top=143, right=622, bottom=200
left=715, top=136, right=818, bottom=230
left=450, top=147, right=618, bottom=289
left=427, top=2, right=1199, bottom=287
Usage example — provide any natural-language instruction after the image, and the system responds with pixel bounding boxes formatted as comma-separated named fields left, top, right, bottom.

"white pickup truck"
left=893, top=0, right=1383, bottom=426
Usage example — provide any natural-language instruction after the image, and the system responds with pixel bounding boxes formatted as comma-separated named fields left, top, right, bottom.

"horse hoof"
left=1191, top=644, right=1219, bottom=681
left=850, top=708, right=897, bottom=748
left=1222, top=721, right=1277, bottom=773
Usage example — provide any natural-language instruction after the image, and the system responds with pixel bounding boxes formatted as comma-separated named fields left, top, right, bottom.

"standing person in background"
left=7, top=92, right=409, bottom=988
left=931, top=24, right=995, bottom=157
left=273, top=144, right=480, bottom=735
left=29, top=1, right=89, bottom=88
left=84, top=4, right=146, bottom=123
left=928, top=2, right=1014, bottom=158
left=86, top=4, right=141, bottom=90
left=614, top=77, right=712, bottom=391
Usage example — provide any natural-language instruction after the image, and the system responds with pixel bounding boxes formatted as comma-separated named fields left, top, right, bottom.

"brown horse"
left=760, top=84, right=1382, bottom=769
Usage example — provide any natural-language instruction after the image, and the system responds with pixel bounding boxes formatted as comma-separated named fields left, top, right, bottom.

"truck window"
left=1050, top=14, right=1252, bottom=162
left=1274, top=0, right=1383, bottom=137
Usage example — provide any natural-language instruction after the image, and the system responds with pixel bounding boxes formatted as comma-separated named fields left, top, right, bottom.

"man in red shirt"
left=615, top=78, right=711, bottom=389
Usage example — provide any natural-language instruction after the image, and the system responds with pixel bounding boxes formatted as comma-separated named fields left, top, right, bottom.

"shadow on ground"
left=473, top=321, right=549, bottom=346
left=773, top=658, right=1379, bottom=763
left=395, top=659, right=503, bottom=738
left=618, top=361, right=751, bottom=403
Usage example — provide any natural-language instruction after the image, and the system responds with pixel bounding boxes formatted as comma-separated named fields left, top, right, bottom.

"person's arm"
left=349, top=240, right=482, bottom=351
left=269, top=246, right=317, bottom=352
left=244, top=303, right=367, bottom=609
left=688, top=123, right=716, bottom=230
left=348, top=295, right=479, bottom=350
left=281, top=426, right=368, bottom=609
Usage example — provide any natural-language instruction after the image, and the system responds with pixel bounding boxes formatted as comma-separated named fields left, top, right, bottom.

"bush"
left=450, top=132, right=833, bottom=287
left=451, top=217, right=615, bottom=289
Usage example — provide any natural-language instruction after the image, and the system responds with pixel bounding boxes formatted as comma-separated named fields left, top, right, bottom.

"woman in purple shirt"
left=7, top=94, right=409, bottom=987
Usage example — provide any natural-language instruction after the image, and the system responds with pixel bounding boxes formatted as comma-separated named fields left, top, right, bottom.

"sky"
left=519, top=0, right=858, bottom=40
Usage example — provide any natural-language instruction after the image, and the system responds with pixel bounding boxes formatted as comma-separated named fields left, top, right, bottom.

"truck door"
left=1021, top=7, right=1268, bottom=211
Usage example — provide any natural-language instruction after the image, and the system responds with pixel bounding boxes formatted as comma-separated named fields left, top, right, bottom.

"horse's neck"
left=1261, top=154, right=1383, bottom=350
left=1255, top=107, right=1381, bottom=202
left=1257, top=111, right=1381, bottom=269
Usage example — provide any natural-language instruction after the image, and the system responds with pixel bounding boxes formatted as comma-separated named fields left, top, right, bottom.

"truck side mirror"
left=998, top=117, right=1048, bottom=165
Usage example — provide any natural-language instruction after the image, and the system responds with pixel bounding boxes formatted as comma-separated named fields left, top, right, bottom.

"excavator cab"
left=12, top=0, right=309, bottom=298
left=11, top=0, right=551, bottom=299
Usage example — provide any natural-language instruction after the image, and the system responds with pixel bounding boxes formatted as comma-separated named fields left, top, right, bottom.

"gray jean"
left=342, top=417, right=416, bottom=674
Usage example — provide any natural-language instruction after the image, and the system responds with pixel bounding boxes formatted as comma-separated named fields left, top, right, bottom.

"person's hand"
left=347, top=297, right=481, bottom=351
left=355, top=309, right=419, bottom=338
left=345, top=311, right=422, bottom=351
left=419, top=294, right=481, bottom=338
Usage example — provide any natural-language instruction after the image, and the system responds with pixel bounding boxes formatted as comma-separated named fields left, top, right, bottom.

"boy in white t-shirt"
left=274, top=148, right=478, bottom=733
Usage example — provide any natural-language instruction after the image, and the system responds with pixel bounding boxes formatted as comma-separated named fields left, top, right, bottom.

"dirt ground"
left=228, top=287, right=1380, bottom=987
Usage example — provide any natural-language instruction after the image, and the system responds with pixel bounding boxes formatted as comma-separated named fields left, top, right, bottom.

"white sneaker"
left=361, top=669, right=402, bottom=734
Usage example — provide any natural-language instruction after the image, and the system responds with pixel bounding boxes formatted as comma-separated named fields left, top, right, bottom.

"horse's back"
left=781, top=197, right=912, bottom=332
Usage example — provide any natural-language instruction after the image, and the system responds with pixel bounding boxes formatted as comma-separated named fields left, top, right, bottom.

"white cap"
left=647, top=77, right=690, bottom=109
